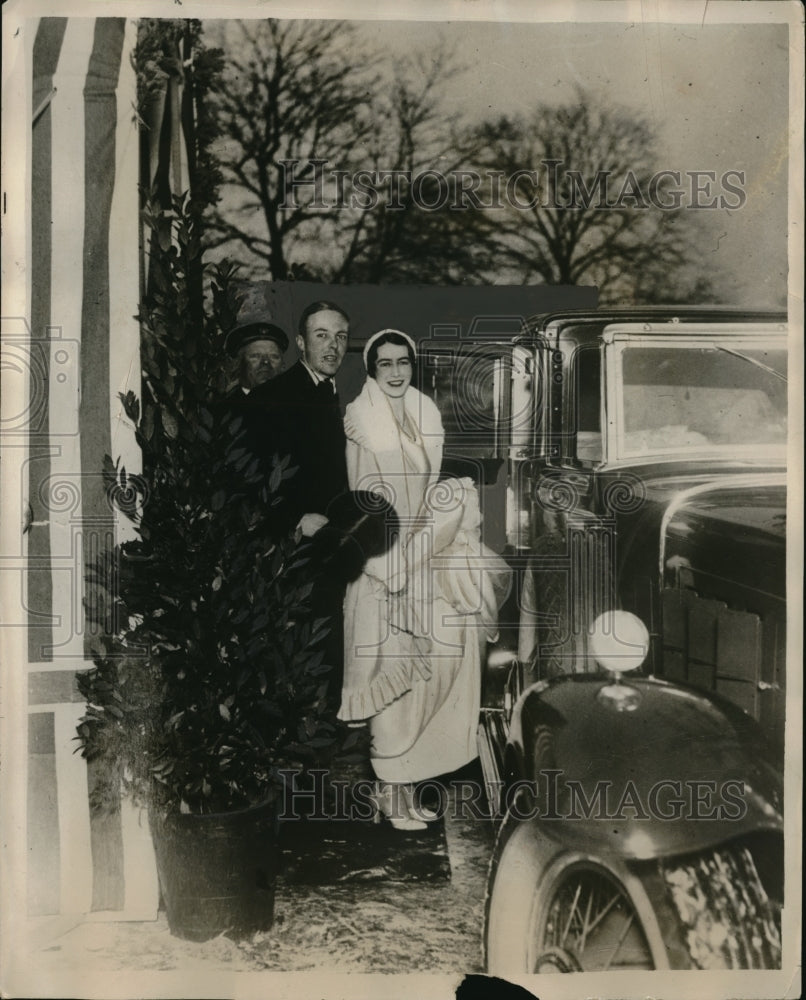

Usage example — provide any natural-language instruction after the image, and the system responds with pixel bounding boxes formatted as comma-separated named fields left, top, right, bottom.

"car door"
left=416, top=327, right=534, bottom=556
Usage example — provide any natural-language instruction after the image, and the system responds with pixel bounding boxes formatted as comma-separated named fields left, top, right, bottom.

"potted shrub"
left=75, top=185, right=352, bottom=940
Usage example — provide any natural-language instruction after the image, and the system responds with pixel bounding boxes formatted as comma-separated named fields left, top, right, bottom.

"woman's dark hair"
left=366, top=331, right=416, bottom=378
left=298, top=300, right=350, bottom=338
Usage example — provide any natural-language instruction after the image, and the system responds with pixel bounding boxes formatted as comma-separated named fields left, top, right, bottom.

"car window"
left=573, top=346, right=603, bottom=464
left=619, top=345, right=787, bottom=456
left=419, top=343, right=512, bottom=459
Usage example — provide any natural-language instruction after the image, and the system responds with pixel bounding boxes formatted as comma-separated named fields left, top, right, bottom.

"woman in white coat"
left=338, top=329, right=510, bottom=830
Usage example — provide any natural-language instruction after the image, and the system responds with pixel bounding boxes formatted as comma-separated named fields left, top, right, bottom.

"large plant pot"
left=150, top=800, right=279, bottom=942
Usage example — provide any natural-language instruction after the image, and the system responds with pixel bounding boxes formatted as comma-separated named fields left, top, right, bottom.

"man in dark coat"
left=247, top=300, right=350, bottom=537
left=247, top=301, right=351, bottom=712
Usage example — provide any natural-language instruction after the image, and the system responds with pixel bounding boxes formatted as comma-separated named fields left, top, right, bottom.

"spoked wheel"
left=484, top=820, right=674, bottom=973
left=531, top=860, right=661, bottom=971
left=483, top=816, right=782, bottom=973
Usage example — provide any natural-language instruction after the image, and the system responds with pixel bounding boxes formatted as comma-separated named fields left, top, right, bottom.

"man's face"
left=297, top=309, right=349, bottom=378
left=238, top=339, right=285, bottom=389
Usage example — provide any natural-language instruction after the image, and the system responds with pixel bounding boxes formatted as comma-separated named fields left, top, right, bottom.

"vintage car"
left=422, top=307, right=789, bottom=972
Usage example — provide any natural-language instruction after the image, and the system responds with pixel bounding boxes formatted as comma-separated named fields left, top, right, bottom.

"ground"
left=30, top=780, right=496, bottom=977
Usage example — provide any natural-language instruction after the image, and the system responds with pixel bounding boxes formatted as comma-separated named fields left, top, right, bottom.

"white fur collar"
left=345, top=377, right=443, bottom=475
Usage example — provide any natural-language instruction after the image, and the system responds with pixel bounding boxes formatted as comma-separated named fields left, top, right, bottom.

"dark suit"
left=210, top=384, right=265, bottom=496
left=217, top=384, right=252, bottom=436
left=221, top=383, right=252, bottom=413
left=247, top=361, right=348, bottom=530
left=247, top=361, right=349, bottom=709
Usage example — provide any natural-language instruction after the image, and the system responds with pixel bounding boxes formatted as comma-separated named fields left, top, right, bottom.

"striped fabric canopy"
left=23, top=15, right=188, bottom=921
left=29, top=17, right=141, bottom=664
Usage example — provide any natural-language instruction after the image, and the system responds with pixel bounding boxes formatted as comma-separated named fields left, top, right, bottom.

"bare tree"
left=206, top=27, right=721, bottom=301
left=206, top=23, right=497, bottom=284
left=327, top=49, right=500, bottom=285
left=467, top=94, right=722, bottom=302
left=205, top=20, right=380, bottom=280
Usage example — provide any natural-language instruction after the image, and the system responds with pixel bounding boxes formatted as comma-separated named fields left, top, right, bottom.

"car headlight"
left=589, top=611, right=649, bottom=712
left=588, top=610, right=649, bottom=674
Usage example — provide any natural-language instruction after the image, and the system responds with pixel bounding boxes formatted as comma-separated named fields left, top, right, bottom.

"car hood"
left=659, top=473, right=786, bottom=599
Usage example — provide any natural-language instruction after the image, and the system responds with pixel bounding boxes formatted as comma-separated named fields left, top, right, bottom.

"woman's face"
left=374, top=342, right=413, bottom=399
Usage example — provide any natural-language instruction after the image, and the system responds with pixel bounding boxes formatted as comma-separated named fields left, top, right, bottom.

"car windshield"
left=618, top=343, right=787, bottom=459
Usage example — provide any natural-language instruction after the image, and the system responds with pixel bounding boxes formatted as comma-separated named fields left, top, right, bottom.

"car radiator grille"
left=661, top=587, right=785, bottom=752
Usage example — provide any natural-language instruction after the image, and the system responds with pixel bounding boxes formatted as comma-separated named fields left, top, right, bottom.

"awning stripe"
left=27, top=15, right=156, bottom=920
left=46, top=16, right=95, bottom=659
left=28, top=17, right=68, bottom=661
left=81, top=17, right=124, bottom=655
left=109, top=18, right=142, bottom=506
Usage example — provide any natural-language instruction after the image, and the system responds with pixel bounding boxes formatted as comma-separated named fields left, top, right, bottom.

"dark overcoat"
left=247, top=361, right=348, bottom=530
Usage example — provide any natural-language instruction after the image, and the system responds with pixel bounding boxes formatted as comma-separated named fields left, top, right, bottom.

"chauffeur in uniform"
left=224, top=315, right=290, bottom=404
left=216, top=316, right=291, bottom=503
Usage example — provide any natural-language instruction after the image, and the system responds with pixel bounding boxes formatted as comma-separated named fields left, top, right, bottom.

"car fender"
left=507, top=674, right=782, bottom=860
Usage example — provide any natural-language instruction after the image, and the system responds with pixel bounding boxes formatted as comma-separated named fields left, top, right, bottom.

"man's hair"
left=366, top=330, right=416, bottom=378
left=298, top=300, right=350, bottom=339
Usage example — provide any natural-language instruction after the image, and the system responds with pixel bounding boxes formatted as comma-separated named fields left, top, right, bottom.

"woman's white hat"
left=363, top=328, right=417, bottom=368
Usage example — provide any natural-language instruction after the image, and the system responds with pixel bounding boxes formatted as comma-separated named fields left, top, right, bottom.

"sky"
left=347, top=17, right=790, bottom=306
left=204, top=8, right=792, bottom=307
